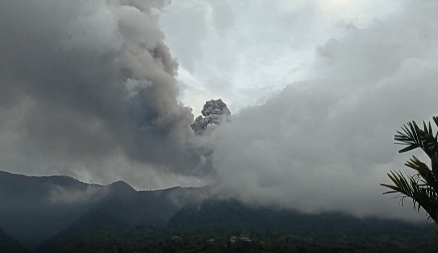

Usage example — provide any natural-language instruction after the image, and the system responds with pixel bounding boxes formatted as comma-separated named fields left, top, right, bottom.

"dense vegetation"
left=0, top=170, right=205, bottom=249
left=31, top=199, right=438, bottom=253
left=1, top=170, right=438, bottom=253
left=32, top=225, right=438, bottom=253
left=169, top=199, right=434, bottom=237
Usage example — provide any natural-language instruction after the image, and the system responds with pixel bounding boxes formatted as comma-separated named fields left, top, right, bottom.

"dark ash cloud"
left=191, top=99, right=231, bottom=135
left=0, top=0, right=206, bottom=182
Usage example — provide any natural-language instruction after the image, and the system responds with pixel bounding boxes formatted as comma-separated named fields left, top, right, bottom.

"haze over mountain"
left=168, top=199, right=434, bottom=237
left=1, top=169, right=435, bottom=253
left=1, top=170, right=436, bottom=252
left=0, top=170, right=207, bottom=249
left=0, top=171, right=103, bottom=248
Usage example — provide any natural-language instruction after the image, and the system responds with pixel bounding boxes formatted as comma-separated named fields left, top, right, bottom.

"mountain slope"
left=0, top=227, right=27, bottom=253
left=168, top=199, right=434, bottom=237
left=34, top=212, right=166, bottom=253
left=34, top=185, right=208, bottom=252
left=34, top=198, right=232, bottom=252
left=35, top=198, right=438, bottom=253
left=0, top=170, right=207, bottom=249
left=34, top=211, right=127, bottom=253
left=92, top=184, right=208, bottom=226
left=0, top=171, right=105, bottom=249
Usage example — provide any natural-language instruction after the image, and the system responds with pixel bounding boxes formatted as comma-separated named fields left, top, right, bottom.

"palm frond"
left=395, top=121, right=422, bottom=153
left=432, top=153, right=438, bottom=181
left=394, top=120, right=438, bottom=158
left=384, top=116, right=438, bottom=228
left=381, top=171, right=438, bottom=218
left=405, top=156, right=438, bottom=192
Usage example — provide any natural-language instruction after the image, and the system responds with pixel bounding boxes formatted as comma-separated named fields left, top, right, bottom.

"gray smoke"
left=191, top=99, right=231, bottom=135
left=195, top=0, right=438, bottom=221
left=0, top=0, right=205, bottom=182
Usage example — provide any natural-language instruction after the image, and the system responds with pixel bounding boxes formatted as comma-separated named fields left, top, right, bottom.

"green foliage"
left=30, top=199, right=438, bottom=253
left=33, top=226, right=438, bottom=253
left=168, top=199, right=432, bottom=237
left=31, top=198, right=438, bottom=253
left=381, top=116, right=438, bottom=230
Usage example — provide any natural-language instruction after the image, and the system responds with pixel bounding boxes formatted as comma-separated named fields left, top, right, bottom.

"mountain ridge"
left=0, top=227, right=28, bottom=253
left=168, top=199, right=433, bottom=236
left=1, top=170, right=437, bottom=252
left=33, top=198, right=438, bottom=253
left=0, top=170, right=206, bottom=249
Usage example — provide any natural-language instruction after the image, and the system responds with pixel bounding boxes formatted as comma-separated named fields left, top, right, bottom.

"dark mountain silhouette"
left=2, top=170, right=437, bottom=252
left=33, top=198, right=437, bottom=253
left=33, top=186, right=207, bottom=253
left=33, top=211, right=167, bottom=253
left=34, top=211, right=127, bottom=253
left=90, top=184, right=207, bottom=227
left=0, top=227, right=27, bottom=253
left=0, top=171, right=104, bottom=249
left=0, top=170, right=207, bottom=249
left=168, top=199, right=434, bottom=237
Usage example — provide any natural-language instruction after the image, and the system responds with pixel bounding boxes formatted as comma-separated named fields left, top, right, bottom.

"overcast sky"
left=1, top=0, right=438, bottom=221
left=160, top=0, right=405, bottom=113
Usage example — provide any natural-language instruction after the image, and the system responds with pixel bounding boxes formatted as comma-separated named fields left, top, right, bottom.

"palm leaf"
left=404, top=156, right=438, bottom=193
left=383, top=116, right=438, bottom=230
left=381, top=171, right=438, bottom=218
left=395, top=120, right=438, bottom=157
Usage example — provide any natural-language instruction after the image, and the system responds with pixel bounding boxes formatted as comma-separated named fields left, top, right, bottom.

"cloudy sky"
left=161, top=0, right=405, bottom=112
left=1, top=0, right=438, bottom=221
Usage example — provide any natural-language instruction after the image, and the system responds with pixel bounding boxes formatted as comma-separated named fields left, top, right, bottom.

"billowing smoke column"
left=191, top=99, right=231, bottom=135
left=0, top=0, right=203, bottom=177
left=203, top=0, right=438, bottom=221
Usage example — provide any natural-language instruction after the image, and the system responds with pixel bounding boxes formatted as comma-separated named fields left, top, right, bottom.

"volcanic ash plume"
left=191, top=99, right=231, bottom=135
left=0, top=0, right=204, bottom=178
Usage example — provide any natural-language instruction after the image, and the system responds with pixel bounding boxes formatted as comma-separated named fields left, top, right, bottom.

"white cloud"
left=161, top=0, right=404, bottom=112
left=197, top=0, right=438, bottom=221
left=1, top=0, right=438, bottom=222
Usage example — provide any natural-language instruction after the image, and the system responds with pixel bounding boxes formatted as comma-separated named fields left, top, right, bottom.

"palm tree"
left=381, top=116, right=438, bottom=231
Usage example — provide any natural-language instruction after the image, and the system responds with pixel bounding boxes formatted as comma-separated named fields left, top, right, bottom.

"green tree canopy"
left=381, top=116, right=438, bottom=231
